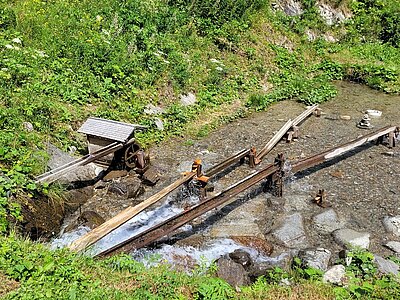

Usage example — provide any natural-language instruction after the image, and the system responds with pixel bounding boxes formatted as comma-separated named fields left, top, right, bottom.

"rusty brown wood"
left=97, top=163, right=278, bottom=257
left=204, top=148, right=250, bottom=177
left=291, top=125, right=397, bottom=173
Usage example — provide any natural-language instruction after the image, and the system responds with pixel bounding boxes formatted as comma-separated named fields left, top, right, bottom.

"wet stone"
left=298, top=248, right=332, bottom=271
left=78, top=211, right=105, bottom=229
left=248, top=252, right=293, bottom=279
left=374, top=255, right=399, bottom=276
left=383, top=216, right=400, bottom=236
left=323, top=265, right=346, bottom=285
left=272, top=213, right=309, bottom=248
left=333, top=228, right=370, bottom=249
left=107, top=177, right=144, bottom=199
left=229, top=249, right=253, bottom=270
left=231, top=236, right=274, bottom=256
left=216, top=257, right=250, bottom=287
left=313, top=209, right=343, bottom=234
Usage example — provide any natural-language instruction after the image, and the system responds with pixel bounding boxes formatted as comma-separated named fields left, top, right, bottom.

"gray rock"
left=313, top=209, right=343, bottom=234
left=383, top=216, right=400, bottom=236
left=46, top=143, right=99, bottom=183
left=107, top=176, right=144, bottom=199
left=144, top=104, right=165, bottom=115
left=323, top=265, right=346, bottom=285
left=47, top=143, right=75, bottom=170
left=180, top=92, right=196, bottom=106
left=385, top=241, right=400, bottom=254
left=298, top=248, right=332, bottom=271
left=23, top=121, right=34, bottom=132
left=216, top=257, right=250, bottom=287
left=317, top=2, right=347, bottom=26
left=154, top=118, right=164, bottom=131
left=229, top=249, right=253, bottom=270
left=374, top=255, right=399, bottom=276
left=333, top=228, right=370, bottom=249
left=249, top=252, right=293, bottom=278
left=272, top=213, right=309, bottom=248
left=274, top=0, right=303, bottom=16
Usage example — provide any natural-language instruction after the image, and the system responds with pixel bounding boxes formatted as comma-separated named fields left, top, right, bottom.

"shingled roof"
left=78, top=117, right=146, bottom=143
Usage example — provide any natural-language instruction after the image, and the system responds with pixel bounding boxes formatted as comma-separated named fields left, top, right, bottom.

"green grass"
left=2, top=234, right=400, bottom=299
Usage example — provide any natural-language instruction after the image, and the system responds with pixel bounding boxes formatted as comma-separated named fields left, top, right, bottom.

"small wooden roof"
left=78, top=117, right=146, bottom=143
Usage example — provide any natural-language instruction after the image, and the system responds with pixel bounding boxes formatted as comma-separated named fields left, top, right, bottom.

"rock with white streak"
left=333, top=228, right=370, bottom=249
left=180, top=93, right=196, bottom=106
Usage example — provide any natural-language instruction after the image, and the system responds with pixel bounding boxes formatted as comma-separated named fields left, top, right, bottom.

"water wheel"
left=124, top=143, right=141, bottom=168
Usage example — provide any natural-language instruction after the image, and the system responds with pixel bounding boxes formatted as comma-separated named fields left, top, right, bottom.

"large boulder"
left=107, top=176, right=144, bottom=199
left=298, top=248, right=332, bottom=271
left=216, top=257, right=250, bottom=287
left=323, top=265, right=346, bottom=285
left=272, top=213, right=309, bottom=248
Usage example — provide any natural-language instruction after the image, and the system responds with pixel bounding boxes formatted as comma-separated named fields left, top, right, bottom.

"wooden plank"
left=204, top=148, right=250, bottom=177
left=256, top=105, right=319, bottom=160
left=291, top=126, right=397, bottom=173
left=35, top=142, right=123, bottom=184
left=292, top=104, right=318, bottom=126
left=97, top=164, right=279, bottom=257
left=256, top=119, right=293, bottom=160
left=68, top=172, right=196, bottom=252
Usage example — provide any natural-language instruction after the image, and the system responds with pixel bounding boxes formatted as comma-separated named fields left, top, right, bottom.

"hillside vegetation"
left=1, top=0, right=400, bottom=298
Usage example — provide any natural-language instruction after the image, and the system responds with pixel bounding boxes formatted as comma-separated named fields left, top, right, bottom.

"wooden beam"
left=68, top=172, right=196, bottom=252
left=256, top=105, right=318, bottom=160
left=35, top=142, right=123, bottom=184
left=256, top=119, right=293, bottom=160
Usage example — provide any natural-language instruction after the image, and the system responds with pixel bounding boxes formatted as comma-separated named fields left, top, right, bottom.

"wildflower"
left=12, top=38, right=22, bottom=44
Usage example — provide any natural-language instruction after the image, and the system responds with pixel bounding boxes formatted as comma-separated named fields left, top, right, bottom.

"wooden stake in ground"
left=68, top=172, right=196, bottom=252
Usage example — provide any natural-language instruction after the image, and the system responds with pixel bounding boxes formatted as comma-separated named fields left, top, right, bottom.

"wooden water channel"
left=64, top=107, right=398, bottom=257
left=97, top=125, right=398, bottom=257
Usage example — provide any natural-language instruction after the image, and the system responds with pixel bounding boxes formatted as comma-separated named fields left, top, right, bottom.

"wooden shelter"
left=77, top=117, right=146, bottom=167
